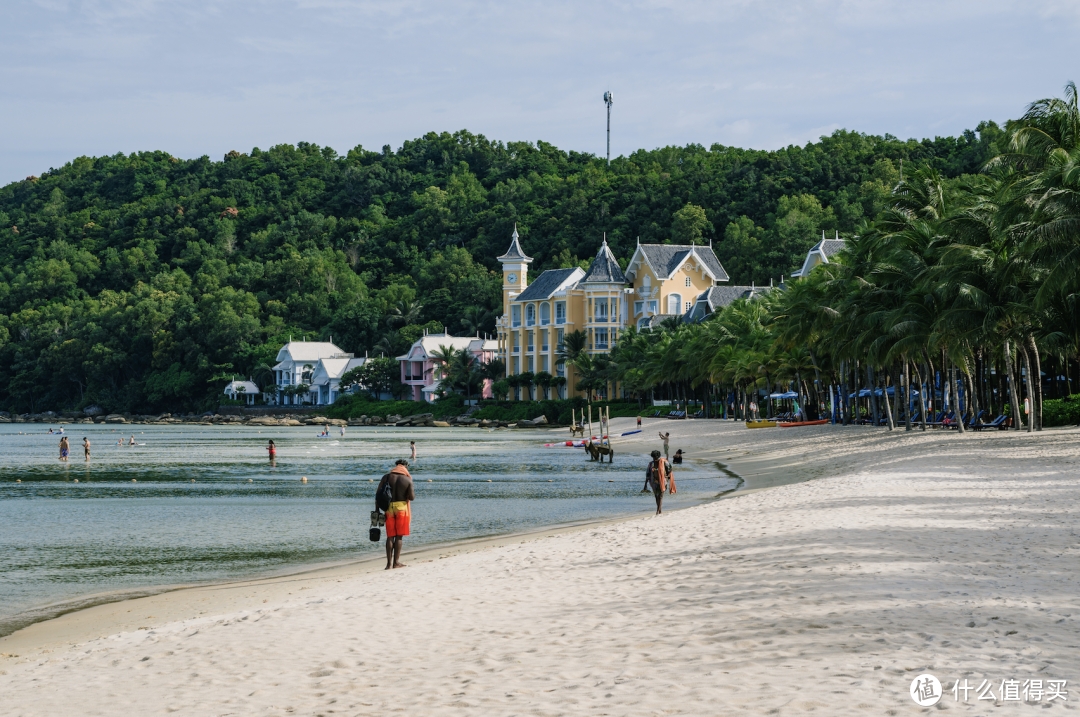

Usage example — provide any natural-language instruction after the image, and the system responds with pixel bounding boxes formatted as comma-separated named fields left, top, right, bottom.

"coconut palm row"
left=588, top=83, right=1080, bottom=432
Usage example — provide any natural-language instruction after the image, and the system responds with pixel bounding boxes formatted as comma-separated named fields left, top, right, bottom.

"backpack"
left=376, top=475, right=393, bottom=511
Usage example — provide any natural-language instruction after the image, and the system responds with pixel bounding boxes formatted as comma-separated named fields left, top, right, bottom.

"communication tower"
left=603, top=91, right=613, bottom=165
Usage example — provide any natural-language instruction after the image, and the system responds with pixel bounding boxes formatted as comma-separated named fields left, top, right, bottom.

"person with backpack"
left=376, top=459, right=415, bottom=569
left=641, top=450, right=675, bottom=515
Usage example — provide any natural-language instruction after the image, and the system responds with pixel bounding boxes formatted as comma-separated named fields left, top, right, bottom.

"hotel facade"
left=495, top=227, right=732, bottom=401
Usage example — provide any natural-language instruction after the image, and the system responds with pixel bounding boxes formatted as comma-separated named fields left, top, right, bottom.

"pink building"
left=397, top=332, right=500, bottom=403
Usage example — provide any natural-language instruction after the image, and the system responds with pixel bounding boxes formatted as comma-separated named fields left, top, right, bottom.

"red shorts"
left=385, top=501, right=411, bottom=538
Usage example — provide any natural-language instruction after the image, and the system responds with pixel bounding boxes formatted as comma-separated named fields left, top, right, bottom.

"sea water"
left=0, top=424, right=737, bottom=636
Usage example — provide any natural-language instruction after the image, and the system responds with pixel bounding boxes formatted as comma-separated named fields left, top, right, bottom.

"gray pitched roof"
left=581, top=241, right=627, bottom=283
left=683, top=285, right=783, bottom=323
left=820, top=239, right=845, bottom=258
left=514, top=268, right=583, bottom=302
left=497, top=226, right=533, bottom=263
left=640, top=314, right=681, bottom=329
left=637, top=244, right=729, bottom=282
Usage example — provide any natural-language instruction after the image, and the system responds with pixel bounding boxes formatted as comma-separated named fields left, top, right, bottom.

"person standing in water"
left=658, top=431, right=670, bottom=460
left=378, top=459, right=415, bottom=569
left=267, top=439, right=277, bottom=461
left=58, top=436, right=70, bottom=462
left=641, top=450, right=675, bottom=515
left=409, top=441, right=417, bottom=461
left=83, top=437, right=91, bottom=461
left=340, top=425, right=345, bottom=436
left=128, top=435, right=137, bottom=446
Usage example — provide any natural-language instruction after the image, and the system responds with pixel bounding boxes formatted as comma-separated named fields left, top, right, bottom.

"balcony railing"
left=511, top=320, right=521, bottom=328
left=541, top=343, right=549, bottom=352
left=527, top=345, right=534, bottom=352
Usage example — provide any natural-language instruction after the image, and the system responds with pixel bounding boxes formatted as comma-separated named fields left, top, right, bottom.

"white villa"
left=271, top=339, right=369, bottom=406
left=223, top=379, right=260, bottom=405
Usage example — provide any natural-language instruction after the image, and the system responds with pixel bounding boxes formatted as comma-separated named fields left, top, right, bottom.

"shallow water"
left=0, top=424, right=737, bottom=637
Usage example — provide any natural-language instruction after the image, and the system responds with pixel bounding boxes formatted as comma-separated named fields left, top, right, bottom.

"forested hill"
left=0, top=123, right=1004, bottom=414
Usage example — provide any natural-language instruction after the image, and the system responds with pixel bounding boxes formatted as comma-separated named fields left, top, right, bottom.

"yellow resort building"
left=495, top=227, right=733, bottom=401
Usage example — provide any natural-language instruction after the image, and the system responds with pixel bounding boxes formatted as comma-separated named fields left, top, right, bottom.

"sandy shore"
left=3, top=417, right=1080, bottom=714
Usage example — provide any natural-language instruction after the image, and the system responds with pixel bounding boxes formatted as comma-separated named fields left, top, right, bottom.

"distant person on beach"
left=641, top=450, right=675, bottom=514
left=378, top=459, right=415, bottom=569
left=672, top=449, right=684, bottom=465
left=48, top=428, right=54, bottom=434
left=267, top=439, right=276, bottom=461
left=340, top=425, right=345, bottom=436
left=637, top=416, right=641, bottom=428
left=410, top=441, right=416, bottom=461
left=58, top=436, right=69, bottom=462
left=128, top=435, right=136, bottom=446
left=658, top=431, right=670, bottom=459
left=83, top=437, right=90, bottom=461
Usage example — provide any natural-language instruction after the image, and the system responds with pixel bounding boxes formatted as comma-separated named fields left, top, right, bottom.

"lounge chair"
left=972, top=415, right=1005, bottom=431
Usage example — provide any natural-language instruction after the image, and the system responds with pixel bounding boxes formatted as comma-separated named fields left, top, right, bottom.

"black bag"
left=375, top=476, right=392, bottom=511
left=369, top=527, right=381, bottom=542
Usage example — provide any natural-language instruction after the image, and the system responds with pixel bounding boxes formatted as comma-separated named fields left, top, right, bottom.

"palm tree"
left=387, top=299, right=424, bottom=328
left=517, top=371, right=535, bottom=401
left=534, top=371, right=553, bottom=400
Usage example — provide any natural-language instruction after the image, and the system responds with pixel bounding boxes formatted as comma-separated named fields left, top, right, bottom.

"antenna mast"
left=603, top=91, right=613, bottom=165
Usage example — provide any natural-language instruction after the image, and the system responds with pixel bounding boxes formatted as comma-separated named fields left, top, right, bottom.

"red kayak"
left=778, top=419, right=829, bottom=427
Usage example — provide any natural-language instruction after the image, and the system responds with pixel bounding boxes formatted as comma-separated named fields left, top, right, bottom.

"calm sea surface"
left=0, top=424, right=738, bottom=637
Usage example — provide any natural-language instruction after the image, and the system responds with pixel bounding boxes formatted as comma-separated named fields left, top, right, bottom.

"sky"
left=2, top=0, right=1078, bottom=184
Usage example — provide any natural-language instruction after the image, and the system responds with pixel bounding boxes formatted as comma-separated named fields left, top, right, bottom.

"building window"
left=513, top=332, right=519, bottom=352
left=634, top=300, right=644, bottom=316
left=685, top=301, right=692, bottom=312
left=685, top=276, right=692, bottom=287
left=526, top=304, right=536, bottom=327
left=527, top=356, right=534, bottom=372
left=511, top=305, right=521, bottom=328
left=555, top=302, right=566, bottom=324
left=667, top=293, right=682, bottom=314
left=541, top=355, right=548, bottom=372
left=540, top=302, right=550, bottom=325
left=596, top=328, right=608, bottom=350
left=526, top=330, right=534, bottom=352
left=556, top=328, right=564, bottom=351
left=647, top=300, right=658, bottom=314
left=595, top=298, right=608, bottom=322
left=541, top=330, right=549, bottom=352
left=512, top=357, right=519, bottom=374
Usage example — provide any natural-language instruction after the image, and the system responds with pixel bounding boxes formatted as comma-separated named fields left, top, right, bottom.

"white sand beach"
left=3, top=419, right=1080, bottom=715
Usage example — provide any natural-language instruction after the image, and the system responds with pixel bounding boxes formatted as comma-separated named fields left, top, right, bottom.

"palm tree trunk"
left=839, top=361, right=848, bottom=425
left=881, top=368, right=895, bottom=431
left=1004, top=339, right=1023, bottom=430
left=868, top=365, right=879, bottom=425
left=892, top=365, right=901, bottom=428
left=1020, top=342, right=1035, bottom=434
left=950, top=363, right=966, bottom=434
left=903, top=361, right=912, bottom=432
left=1026, top=334, right=1043, bottom=431
left=913, top=362, right=928, bottom=431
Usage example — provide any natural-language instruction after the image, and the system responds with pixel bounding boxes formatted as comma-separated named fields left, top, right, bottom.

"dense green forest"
left=0, top=121, right=1004, bottom=414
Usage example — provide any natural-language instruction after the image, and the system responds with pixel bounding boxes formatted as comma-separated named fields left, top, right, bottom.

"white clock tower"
left=497, top=224, right=532, bottom=306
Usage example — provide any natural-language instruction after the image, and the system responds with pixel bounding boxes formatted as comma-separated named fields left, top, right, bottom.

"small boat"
left=745, top=420, right=777, bottom=429
left=778, top=419, right=829, bottom=428
left=620, top=430, right=642, bottom=436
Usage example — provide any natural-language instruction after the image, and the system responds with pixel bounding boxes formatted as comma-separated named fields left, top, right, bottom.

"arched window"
left=540, top=302, right=550, bottom=325
left=642, top=275, right=652, bottom=293
left=526, top=304, right=536, bottom=326
left=667, top=293, right=682, bottom=314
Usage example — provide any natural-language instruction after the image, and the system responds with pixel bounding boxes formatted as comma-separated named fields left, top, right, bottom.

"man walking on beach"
left=642, top=450, right=675, bottom=514
left=378, top=459, right=415, bottom=569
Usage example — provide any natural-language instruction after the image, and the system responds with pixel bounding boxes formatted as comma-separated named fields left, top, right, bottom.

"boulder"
left=385, top=414, right=403, bottom=425
left=285, top=419, right=303, bottom=426
left=431, top=420, right=452, bottom=427
left=83, top=405, right=104, bottom=417
left=531, top=415, right=549, bottom=426
left=396, top=413, right=433, bottom=426
left=478, top=419, right=492, bottom=427
left=327, top=419, right=347, bottom=426
left=347, top=417, right=365, bottom=426
left=309, top=416, right=329, bottom=424
left=104, top=414, right=128, bottom=424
